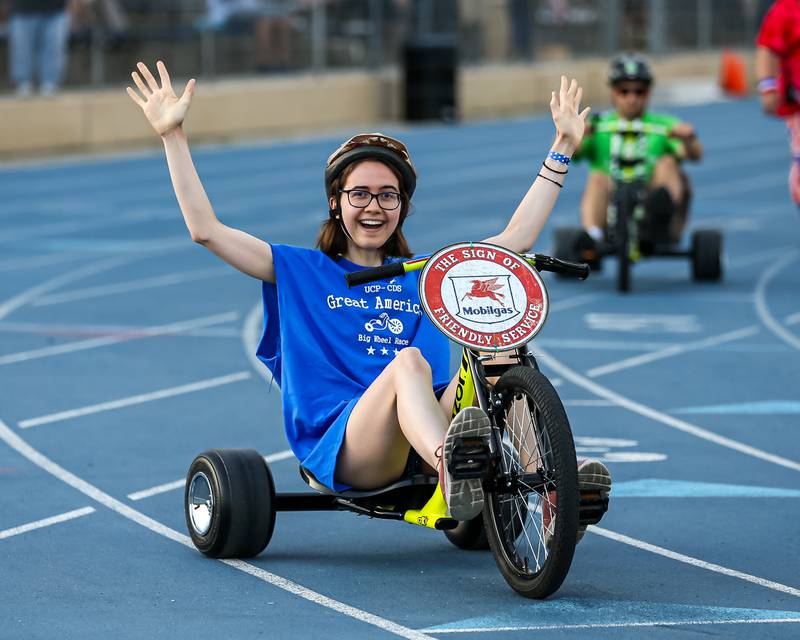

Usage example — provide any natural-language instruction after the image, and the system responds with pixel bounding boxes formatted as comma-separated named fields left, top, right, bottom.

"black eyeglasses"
left=340, top=189, right=402, bottom=210
left=614, top=86, right=647, bottom=97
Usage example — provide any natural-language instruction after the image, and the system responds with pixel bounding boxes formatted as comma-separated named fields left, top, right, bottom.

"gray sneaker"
left=576, top=458, right=611, bottom=543
left=439, top=407, right=491, bottom=521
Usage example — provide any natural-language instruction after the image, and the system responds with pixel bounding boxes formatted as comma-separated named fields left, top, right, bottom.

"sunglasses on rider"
left=614, top=86, right=648, bottom=97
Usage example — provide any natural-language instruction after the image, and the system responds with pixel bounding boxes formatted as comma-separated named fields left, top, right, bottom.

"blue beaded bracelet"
left=548, top=150, right=571, bottom=165
left=757, top=77, right=778, bottom=94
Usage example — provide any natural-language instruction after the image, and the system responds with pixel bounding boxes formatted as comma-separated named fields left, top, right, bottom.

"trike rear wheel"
left=185, top=449, right=276, bottom=558
left=444, top=515, right=489, bottom=550
left=484, top=366, right=579, bottom=599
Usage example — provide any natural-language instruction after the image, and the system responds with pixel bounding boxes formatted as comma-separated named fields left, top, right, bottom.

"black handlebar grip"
left=558, top=259, right=590, bottom=280
left=533, top=254, right=590, bottom=280
left=345, top=262, right=406, bottom=287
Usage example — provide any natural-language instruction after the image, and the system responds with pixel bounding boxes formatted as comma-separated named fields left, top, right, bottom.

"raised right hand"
left=127, top=61, right=195, bottom=136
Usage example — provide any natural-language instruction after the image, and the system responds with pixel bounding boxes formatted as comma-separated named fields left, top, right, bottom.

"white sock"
left=587, top=226, right=604, bottom=242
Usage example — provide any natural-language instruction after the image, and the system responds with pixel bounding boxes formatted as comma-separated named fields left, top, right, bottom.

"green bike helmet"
left=608, top=54, right=653, bottom=86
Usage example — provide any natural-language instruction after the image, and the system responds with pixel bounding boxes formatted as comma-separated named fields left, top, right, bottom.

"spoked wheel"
left=185, top=449, right=276, bottom=558
left=484, top=366, right=579, bottom=599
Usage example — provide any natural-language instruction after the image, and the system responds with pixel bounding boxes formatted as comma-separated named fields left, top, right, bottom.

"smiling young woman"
left=126, top=60, right=609, bottom=521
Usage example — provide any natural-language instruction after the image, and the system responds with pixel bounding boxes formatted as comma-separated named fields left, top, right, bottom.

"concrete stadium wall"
left=0, top=51, right=753, bottom=159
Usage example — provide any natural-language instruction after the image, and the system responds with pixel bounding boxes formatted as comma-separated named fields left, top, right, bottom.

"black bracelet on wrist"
left=537, top=172, right=563, bottom=188
left=541, top=161, right=568, bottom=175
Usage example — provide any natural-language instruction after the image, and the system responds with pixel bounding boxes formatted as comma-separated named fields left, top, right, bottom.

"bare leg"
left=254, top=18, right=273, bottom=68
left=651, top=155, right=690, bottom=241
left=335, top=347, right=449, bottom=489
left=269, top=16, right=291, bottom=67
left=580, top=170, right=611, bottom=232
left=651, top=154, right=683, bottom=203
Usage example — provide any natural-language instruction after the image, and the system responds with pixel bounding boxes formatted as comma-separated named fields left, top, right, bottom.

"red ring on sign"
left=419, top=242, right=549, bottom=351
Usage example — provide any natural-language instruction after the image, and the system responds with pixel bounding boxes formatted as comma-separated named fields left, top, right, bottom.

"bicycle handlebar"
left=345, top=253, right=589, bottom=287
left=345, top=262, right=407, bottom=287
left=525, top=254, right=590, bottom=280
left=593, top=121, right=670, bottom=137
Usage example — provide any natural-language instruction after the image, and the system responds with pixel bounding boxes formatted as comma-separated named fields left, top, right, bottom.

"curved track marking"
left=0, top=260, right=430, bottom=639
left=754, top=251, right=800, bottom=351
left=0, top=418, right=434, bottom=640
left=0, top=255, right=133, bottom=320
left=422, top=618, right=800, bottom=633
left=537, top=348, right=800, bottom=472
left=586, top=326, right=760, bottom=378
left=0, top=506, right=96, bottom=540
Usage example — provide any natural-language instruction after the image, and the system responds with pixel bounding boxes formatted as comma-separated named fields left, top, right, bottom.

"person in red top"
left=757, top=0, right=800, bottom=205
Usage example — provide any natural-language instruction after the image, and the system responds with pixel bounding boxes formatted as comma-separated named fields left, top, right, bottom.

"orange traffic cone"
left=720, top=50, right=748, bottom=97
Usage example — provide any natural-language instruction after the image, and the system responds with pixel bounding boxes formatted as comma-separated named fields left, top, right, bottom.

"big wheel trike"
left=184, top=242, right=609, bottom=599
left=554, top=119, right=723, bottom=292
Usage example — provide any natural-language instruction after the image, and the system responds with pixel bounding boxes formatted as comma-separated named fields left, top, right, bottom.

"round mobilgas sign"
left=419, top=242, right=549, bottom=351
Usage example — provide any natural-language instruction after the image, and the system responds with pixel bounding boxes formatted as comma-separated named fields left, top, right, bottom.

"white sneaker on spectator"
left=15, top=83, right=33, bottom=98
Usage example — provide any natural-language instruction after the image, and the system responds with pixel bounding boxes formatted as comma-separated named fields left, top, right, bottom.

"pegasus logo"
left=462, top=277, right=506, bottom=305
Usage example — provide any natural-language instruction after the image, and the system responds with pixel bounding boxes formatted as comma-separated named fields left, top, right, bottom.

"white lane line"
left=0, top=321, right=240, bottom=339
left=0, top=418, right=436, bottom=640
left=701, top=171, right=786, bottom=198
left=537, top=338, right=677, bottom=351
left=243, top=302, right=280, bottom=391
left=127, top=449, right=296, bottom=501
left=538, top=348, right=800, bottom=472
left=586, top=325, right=760, bottom=378
left=590, top=526, right=800, bottom=598
left=0, top=255, right=134, bottom=321
left=0, top=253, right=84, bottom=273
left=19, top=371, right=252, bottom=429
left=243, top=302, right=267, bottom=380
left=423, top=618, right=800, bottom=633
left=32, top=266, right=234, bottom=307
left=755, top=251, right=800, bottom=351
left=729, top=246, right=796, bottom=270
left=562, top=399, right=616, bottom=407
left=0, top=506, right=96, bottom=540
left=0, top=311, right=239, bottom=366
left=548, top=293, right=601, bottom=313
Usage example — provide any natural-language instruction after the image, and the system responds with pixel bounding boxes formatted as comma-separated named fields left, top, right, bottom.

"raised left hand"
left=550, top=75, right=591, bottom=153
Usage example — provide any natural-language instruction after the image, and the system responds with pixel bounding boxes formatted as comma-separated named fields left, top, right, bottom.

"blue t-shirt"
left=257, top=244, right=451, bottom=491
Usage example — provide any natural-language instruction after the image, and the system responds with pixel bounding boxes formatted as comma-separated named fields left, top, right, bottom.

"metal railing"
left=0, top=0, right=765, bottom=93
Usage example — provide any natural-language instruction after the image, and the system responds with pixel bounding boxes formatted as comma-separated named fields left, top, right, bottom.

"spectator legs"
left=9, top=11, right=70, bottom=96
left=39, top=11, right=70, bottom=95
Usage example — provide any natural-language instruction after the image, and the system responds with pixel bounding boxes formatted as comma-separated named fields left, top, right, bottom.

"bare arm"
left=127, top=61, right=275, bottom=282
left=669, top=122, right=703, bottom=162
left=484, top=76, right=590, bottom=254
left=756, top=45, right=780, bottom=115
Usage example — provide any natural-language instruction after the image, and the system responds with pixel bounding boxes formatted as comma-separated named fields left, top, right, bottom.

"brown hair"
left=316, top=160, right=413, bottom=259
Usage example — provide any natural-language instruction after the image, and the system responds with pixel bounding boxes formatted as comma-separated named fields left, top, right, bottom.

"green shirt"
left=574, top=111, right=683, bottom=182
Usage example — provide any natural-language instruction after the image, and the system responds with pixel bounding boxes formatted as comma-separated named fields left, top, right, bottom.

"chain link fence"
left=0, top=0, right=768, bottom=93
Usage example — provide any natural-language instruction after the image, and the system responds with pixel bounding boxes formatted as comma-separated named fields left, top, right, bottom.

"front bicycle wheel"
left=484, top=366, right=579, bottom=599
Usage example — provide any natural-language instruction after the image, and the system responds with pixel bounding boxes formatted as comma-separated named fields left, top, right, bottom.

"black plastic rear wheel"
left=614, top=187, right=634, bottom=293
left=691, top=229, right=723, bottom=281
left=444, top=515, right=489, bottom=550
left=484, top=367, right=579, bottom=599
left=185, top=449, right=276, bottom=558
